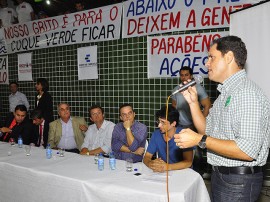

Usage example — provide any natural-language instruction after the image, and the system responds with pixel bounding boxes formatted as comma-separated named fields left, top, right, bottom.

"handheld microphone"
left=170, top=75, right=203, bottom=96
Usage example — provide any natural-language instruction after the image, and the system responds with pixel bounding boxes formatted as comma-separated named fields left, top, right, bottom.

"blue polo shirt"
left=147, top=127, right=193, bottom=164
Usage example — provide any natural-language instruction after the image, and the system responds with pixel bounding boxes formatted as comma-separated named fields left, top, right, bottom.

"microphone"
left=170, top=75, right=203, bottom=96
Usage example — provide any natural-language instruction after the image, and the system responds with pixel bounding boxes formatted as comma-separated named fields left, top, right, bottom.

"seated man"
left=0, top=105, right=34, bottom=145
left=48, top=103, right=87, bottom=153
left=112, top=103, right=147, bottom=163
left=31, top=109, right=49, bottom=148
left=80, top=105, right=115, bottom=155
left=143, top=105, right=193, bottom=172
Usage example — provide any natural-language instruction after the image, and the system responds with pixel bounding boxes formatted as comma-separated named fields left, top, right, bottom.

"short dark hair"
left=212, top=35, right=247, bottom=69
left=156, top=105, right=179, bottom=127
left=31, top=109, right=44, bottom=119
left=9, top=81, right=18, bottom=87
left=89, top=105, right=104, bottom=115
left=15, top=105, right=27, bottom=112
left=179, top=66, right=193, bottom=75
left=36, top=78, right=49, bottom=92
left=119, top=103, right=134, bottom=114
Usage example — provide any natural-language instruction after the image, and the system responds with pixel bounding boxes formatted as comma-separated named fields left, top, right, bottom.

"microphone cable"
left=165, top=95, right=170, bottom=202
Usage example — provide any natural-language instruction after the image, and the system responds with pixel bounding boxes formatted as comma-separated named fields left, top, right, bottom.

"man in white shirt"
left=9, top=82, right=30, bottom=112
left=0, top=0, right=18, bottom=27
left=15, top=0, right=35, bottom=23
left=80, top=105, right=115, bottom=156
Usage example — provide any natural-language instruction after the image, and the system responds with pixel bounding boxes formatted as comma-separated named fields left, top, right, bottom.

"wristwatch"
left=86, top=152, right=90, bottom=155
left=126, top=127, right=131, bottom=131
left=198, top=135, right=207, bottom=149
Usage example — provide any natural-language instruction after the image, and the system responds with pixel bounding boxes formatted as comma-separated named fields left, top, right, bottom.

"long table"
left=0, top=142, right=210, bottom=202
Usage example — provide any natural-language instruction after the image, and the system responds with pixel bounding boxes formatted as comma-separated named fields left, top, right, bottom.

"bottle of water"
left=109, top=152, right=116, bottom=170
left=18, top=136, right=23, bottom=148
left=98, top=153, right=104, bottom=171
left=46, top=144, right=52, bottom=159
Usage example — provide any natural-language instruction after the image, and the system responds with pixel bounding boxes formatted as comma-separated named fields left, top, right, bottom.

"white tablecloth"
left=0, top=142, right=210, bottom=202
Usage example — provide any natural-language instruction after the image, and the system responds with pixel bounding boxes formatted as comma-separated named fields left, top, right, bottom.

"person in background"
left=15, top=0, right=35, bottom=23
left=74, top=1, right=84, bottom=12
left=143, top=105, right=193, bottom=172
left=35, top=78, right=53, bottom=123
left=0, top=0, right=18, bottom=28
left=111, top=103, right=147, bottom=163
left=171, top=66, right=211, bottom=175
left=48, top=103, right=87, bottom=153
left=80, top=105, right=115, bottom=156
left=9, top=81, right=30, bottom=113
left=0, top=105, right=34, bottom=144
left=171, top=66, right=211, bottom=130
left=31, top=109, right=49, bottom=148
left=174, top=35, right=270, bottom=201
left=37, top=11, right=48, bottom=19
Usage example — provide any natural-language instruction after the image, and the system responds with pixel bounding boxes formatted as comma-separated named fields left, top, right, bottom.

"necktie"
left=3, top=119, right=17, bottom=141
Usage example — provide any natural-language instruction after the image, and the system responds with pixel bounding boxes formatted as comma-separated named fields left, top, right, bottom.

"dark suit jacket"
left=33, top=120, right=49, bottom=148
left=35, top=92, right=54, bottom=123
left=0, top=115, right=35, bottom=145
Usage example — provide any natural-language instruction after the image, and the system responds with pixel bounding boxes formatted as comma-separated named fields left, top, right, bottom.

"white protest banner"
left=18, top=53, right=33, bottom=81
left=123, top=0, right=259, bottom=38
left=0, top=3, right=122, bottom=55
left=0, top=56, right=9, bottom=84
left=147, top=31, right=228, bottom=78
left=0, top=28, right=8, bottom=55
left=77, top=45, right=98, bottom=80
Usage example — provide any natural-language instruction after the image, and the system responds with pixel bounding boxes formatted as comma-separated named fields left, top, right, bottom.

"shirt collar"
left=10, top=91, right=19, bottom=96
left=217, top=70, right=246, bottom=94
left=60, top=116, right=72, bottom=124
left=95, top=120, right=106, bottom=130
left=41, top=120, right=45, bottom=126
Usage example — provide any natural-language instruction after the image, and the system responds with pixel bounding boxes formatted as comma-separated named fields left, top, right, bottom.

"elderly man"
left=48, top=103, right=87, bottom=153
left=174, top=36, right=270, bottom=201
left=0, top=105, right=34, bottom=144
left=111, top=103, right=147, bottom=163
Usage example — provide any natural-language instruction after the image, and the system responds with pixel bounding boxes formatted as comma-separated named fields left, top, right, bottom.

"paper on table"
left=141, top=172, right=171, bottom=183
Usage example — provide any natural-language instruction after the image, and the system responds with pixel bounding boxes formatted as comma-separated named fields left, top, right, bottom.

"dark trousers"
left=65, top=148, right=80, bottom=154
left=211, top=167, right=263, bottom=202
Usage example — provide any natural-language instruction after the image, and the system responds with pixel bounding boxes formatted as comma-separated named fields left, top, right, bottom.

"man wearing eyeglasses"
left=80, top=105, right=115, bottom=156
left=143, top=105, right=193, bottom=172
left=111, top=103, right=148, bottom=163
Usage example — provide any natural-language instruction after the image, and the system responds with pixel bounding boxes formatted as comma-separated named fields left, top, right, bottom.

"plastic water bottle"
left=98, top=153, right=104, bottom=171
left=18, top=136, right=23, bottom=148
left=46, top=144, right=52, bottom=159
left=109, top=152, right=116, bottom=170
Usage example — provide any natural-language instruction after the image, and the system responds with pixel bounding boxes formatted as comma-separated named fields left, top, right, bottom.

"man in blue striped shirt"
left=112, top=103, right=147, bottom=163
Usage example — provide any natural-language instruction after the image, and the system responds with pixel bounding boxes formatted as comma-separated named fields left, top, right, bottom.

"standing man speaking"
left=174, top=36, right=270, bottom=201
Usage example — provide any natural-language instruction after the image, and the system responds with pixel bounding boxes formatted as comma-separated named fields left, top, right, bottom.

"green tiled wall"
left=0, top=30, right=224, bottom=136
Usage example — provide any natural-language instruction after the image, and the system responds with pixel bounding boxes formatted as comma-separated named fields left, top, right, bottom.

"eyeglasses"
left=91, top=112, right=102, bottom=116
left=121, top=111, right=133, bottom=118
left=156, top=120, right=167, bottom=126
